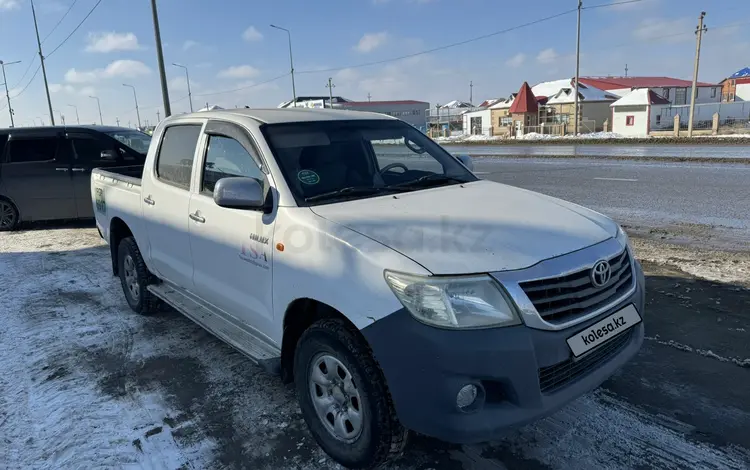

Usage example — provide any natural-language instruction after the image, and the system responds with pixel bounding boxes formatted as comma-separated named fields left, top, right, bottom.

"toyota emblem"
left=591, top=260, right=611, bottom=288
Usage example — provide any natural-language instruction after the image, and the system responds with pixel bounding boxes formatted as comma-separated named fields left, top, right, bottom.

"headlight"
left=384, top=271, right=521, bottom=329
left=616, top=225, right=630, bottom=248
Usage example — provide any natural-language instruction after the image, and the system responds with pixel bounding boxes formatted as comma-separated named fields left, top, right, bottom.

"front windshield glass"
left=261, top=120, right=477, bottom=206
left=105, top=130, right=152, bottom=155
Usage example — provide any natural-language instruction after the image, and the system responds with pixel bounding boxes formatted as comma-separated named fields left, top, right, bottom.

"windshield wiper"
left=305, top=186, right=391, bottom=203
left=387, top=173, right=467, bottom=190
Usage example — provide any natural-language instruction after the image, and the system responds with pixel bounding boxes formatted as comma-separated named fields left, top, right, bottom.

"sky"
left=0, top=0, right=747, bottom=128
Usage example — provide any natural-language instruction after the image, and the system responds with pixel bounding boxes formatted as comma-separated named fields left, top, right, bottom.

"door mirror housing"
left=100, top=149, right=117, bottom=161
left=213, top=177, right=265, bottom=210
left=456, top=154, right=474, bottom=171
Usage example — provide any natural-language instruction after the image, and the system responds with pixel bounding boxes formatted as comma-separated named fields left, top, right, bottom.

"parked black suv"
left=0, top=126, right=150, bottom=231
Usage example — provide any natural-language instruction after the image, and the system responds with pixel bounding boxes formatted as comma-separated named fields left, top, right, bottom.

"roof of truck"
left=180, top=107, right=398, bottom=124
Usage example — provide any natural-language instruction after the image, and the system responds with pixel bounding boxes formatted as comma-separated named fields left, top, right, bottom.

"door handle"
left=143, top=196, right=155, bottom=206
left=189, top=212, right=205, bottom=223
left=71, top=168, right=87, bottom=172
left=55, top=167, right=69, bottom=172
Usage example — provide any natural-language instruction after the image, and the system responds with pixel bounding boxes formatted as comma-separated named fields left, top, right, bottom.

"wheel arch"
left=280, top=298, right=363, bottom=384
left=0, top=194, right=20, bottom=222
left=109, top=217, right=133, bottom=275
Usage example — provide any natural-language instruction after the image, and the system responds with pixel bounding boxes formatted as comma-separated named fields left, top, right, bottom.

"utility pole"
left=624, top=64, right=629, bottom=77
left=123, top=83, right=141, bottom=128
left=367, top=92, right=372, bottom=102
left=469, top=81, right=473, bottom=106
left=573, top=0, right=582, bottom=136
left=150, top=0, right=171, bottom=117
left=54, top=109, right=65, bottom=125
left=172, top=63, right=193, bottom=112
left=31, top=0, right=54, bottom=125
left=687, top=11, right=707, bottom=138
left=326, top=77, right=335, bottom=108
left=156, top=110, right=160, bottom=121
left=67, top=104, right=80, bottom=124
left=0, top=60, right=20, bottom=127
left=116, top=117, right=120, bottom=126
left=89, top=95, right=103, bottom=125
left=270, top=24, right=297, bottom=105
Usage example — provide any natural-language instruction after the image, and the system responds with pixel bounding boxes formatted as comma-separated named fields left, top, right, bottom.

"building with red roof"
left=579, top=76, right=721, bottom=106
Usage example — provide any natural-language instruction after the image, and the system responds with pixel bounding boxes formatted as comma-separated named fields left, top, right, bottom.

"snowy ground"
left=1, top=225, right=749, bottom=469
left=434, top=132, right=750, bottom=144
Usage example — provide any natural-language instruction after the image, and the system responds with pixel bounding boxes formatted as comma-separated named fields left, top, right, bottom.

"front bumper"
left=361, top=261, right=646, bottom=444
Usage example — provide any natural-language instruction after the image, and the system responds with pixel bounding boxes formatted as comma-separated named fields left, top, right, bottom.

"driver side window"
left=201, top=135, right=263, bottom=195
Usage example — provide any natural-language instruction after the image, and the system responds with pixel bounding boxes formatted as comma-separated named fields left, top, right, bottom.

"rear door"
left=66, top=132, right=135, bottom=218
left=187, top=120, right=276, bottom=337
left=1, top=131, right=76, bottom=222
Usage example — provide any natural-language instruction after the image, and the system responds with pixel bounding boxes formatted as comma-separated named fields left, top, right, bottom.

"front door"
left=141, top=122, right=204, bottom=289
left=1, top=132, right=76, bottom=222
left=188, top=123, right=276, bottom=338
left=66, top=132, right=137, bottom=218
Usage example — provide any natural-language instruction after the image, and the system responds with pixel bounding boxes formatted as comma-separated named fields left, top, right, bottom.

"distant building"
left=720, top=67, right=750, bottom=102
left=278, top=96, right=351, bottom=108
left=335, top=100, right=429, bottom=129
left=533, top=79, right=619, bottom=132
left=427, top=100, right=475, bottom=133
left=579, top=76, right=721, bottom=105
left=610, top=89, right=671, bottom=136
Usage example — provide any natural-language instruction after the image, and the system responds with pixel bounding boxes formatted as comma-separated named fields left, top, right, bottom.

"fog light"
left=456, top=384, right=478, bottom=410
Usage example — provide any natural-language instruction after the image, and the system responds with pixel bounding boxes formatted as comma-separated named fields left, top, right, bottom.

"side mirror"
left=214, top=177, right=265, bottom=210
left=456, top=154, right=474, bottom=172
left=101, top=149, right=117, bottom=161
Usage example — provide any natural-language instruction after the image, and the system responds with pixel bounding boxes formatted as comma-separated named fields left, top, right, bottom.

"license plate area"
left=567, top=304, right=641, bottom=357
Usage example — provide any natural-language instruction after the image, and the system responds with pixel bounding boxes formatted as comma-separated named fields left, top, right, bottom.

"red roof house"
left=509, top=82, right=539, bottom=114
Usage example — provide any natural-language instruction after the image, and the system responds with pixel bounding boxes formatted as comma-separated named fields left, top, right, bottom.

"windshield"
left=105, top=130, right=152, bottom=155
left=261, top=120, right=477, bottom=206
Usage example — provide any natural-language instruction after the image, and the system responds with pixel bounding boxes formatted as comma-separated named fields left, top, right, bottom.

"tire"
left=117, top=237, right=161, bottom=314
left=0, top=198, right=19, bottom=232
left=294, top=318, right=408, bottom=469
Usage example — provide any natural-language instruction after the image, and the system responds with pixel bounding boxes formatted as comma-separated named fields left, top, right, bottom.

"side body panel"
left=91, top=170, right=147, bottom=253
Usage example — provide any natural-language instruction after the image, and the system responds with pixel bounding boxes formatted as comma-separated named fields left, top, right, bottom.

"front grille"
left=519, top=249, right=633, bottom=324
left=538, top=329, right=633, bottom=394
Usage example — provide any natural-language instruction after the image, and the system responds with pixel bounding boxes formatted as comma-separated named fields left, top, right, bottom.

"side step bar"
left=148, top=284, right=281, bottom=374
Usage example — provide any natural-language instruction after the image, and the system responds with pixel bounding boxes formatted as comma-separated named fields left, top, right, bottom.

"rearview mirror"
left=100, top=149, right=117, bottom=161
left=214, top=177, right=265, bottom=210
left=456, top=154, right=474, bottom=171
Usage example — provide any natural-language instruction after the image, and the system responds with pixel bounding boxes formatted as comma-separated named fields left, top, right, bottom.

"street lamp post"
left=270, top=24, right=297, bottom=105
left=0, top=59, right=21, bottom=127
left=89, top=95, right=103, bottom=125
left=123, top=84, right=141, bottom=129
left=172, top=63, right=194, bottom=112
left=67, top=104, right=80, bottom=124
left=53, top=109, right=65, bottom=125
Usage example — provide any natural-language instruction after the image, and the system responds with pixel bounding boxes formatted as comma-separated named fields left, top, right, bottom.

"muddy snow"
left=0, top=226, right=748, bottom=469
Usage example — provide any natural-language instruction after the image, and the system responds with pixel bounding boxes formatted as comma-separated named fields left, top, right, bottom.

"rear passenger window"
left=156, top=125, right=202, bottom=188
left=0, top=134, right=7, bottom=160
left=7, top=137, right=58, bottom=163
left=202, top=135, right=263, bottom=194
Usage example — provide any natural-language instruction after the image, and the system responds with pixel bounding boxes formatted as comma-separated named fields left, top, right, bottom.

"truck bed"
left=92, top=165, right=144, bottom=186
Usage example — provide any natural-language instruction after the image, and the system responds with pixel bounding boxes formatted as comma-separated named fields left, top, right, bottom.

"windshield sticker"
left=298, top=169, right=320, bottom=185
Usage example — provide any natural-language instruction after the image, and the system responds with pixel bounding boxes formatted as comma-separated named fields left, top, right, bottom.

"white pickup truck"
left=92, top=108, right=645, bottom=469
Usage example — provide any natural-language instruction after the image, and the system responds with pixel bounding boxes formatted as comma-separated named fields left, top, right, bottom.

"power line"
left=11, top=64, right=42, bottom=98
left=582, top=0, right=649, bottom=11
left=41, top=0, right=79, bottom=43
left=47, top=0, right=104, bottom=59
left=192, top=73, right=291, bottom=97
left=297, top=9, right=579, bottom=75
left=9, top=54, right=38, bottom=89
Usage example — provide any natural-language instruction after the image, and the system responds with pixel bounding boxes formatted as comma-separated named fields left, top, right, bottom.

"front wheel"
left=0, top=199, right=19, bottom=231
left=294, top=318, right=408, bottom=469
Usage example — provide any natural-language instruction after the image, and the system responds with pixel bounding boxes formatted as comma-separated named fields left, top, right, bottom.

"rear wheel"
left=294, top=318, right=408, bottom=469
left=0, top=199, right=19, bottom=231
left=117, top=237, right=160, bottom=314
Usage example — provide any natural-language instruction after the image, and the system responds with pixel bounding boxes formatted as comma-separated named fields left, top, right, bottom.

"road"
left=473, top=157, right=750, bottom=248
left=442, top=143, right=750, bottom=159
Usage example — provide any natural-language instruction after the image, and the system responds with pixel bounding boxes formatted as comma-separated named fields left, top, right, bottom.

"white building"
left=610, top=89, right=670, bottom=136
left=462, top=109, right=493, bottom=135
left=580, top=76, right=721, bottom=105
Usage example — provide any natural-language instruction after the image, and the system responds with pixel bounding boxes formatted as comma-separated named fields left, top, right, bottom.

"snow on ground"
left=434, top=132, right=750, bottom=143
left=1, top=227, right=749, bottom=469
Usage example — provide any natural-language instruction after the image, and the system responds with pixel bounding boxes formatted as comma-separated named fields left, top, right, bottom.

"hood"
left=310, top=180, right=617, bottom=275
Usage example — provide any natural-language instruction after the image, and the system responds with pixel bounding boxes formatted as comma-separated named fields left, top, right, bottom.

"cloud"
left=242, top=26, right=263, bottom=42
left=0, top=0, right=19, bottom=11
left=169, top=76, right=199, bottom=91
left=85, top=32, right=141, bottom=52
left=354, top=32, right=389, bottom=53
left=506, top=53, right=526, bottom=68
left=49, top=83, right=96, bottom=96
left=536, top=48, right=559, bottom=64
left=64, top=60, right=151, bottom=83
left=633, top=18, right=692, bottom=44
left=217, top=65, right=260, bottom=79
left=183, top=40, right=200, bottom=51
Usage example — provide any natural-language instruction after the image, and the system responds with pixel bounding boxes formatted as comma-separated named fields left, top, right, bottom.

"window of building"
left=156, top=125, right=202, bottom=189
left=662, top=88, right=670, bottom=100
left=7, top=137, right=59, bottom=163
left=201, top=135, right=263, bottom=194
left=729, top=93, right=735, bottom=101
left=626, top=116, right=635, bottom=126
left=711, top=87, right=717, bottom=98
left=655, top=115, right=661, bottom=126
left=674, top=88, right=687, bottom=105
